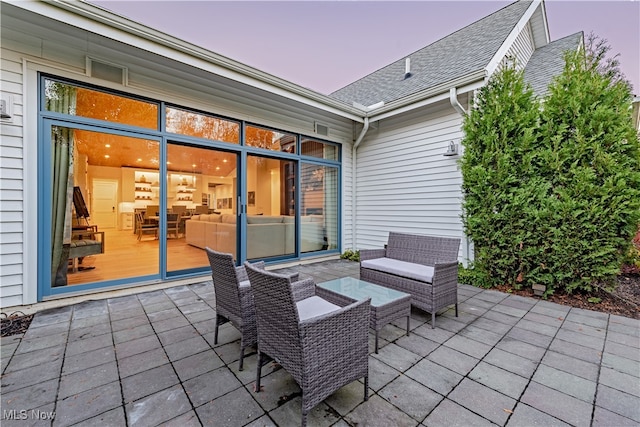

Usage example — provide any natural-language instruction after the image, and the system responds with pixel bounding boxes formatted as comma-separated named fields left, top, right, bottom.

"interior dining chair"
left=166, top=213, right=180, bottom=238
left=135, top=211, right=158, bottom=241
left=171, top=205, right=187, bottom=215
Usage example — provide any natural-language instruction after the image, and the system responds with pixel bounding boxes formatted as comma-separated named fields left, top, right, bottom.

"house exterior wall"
left=0, top=48, right=25, bottom=308
left=506, top=22, right=536, bottom=70
left=0, top=5, right=353, bottom=307
left=341, top=139, right=354, bottom=252
left=353, top=101, right=466, bottom=257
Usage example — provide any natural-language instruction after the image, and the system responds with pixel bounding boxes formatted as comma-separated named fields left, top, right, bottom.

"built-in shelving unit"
left=173, top=175, right=195, bottom=204
left=133, top=171, right=159, bottom=208
left=134, top=180, right=153, bottom=201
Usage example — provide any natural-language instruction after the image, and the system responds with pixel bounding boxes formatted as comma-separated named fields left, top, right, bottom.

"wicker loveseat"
left=360, top=232, right=460, bottom=328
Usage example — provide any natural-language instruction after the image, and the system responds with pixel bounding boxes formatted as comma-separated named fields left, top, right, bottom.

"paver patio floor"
left=1, top=259, right=639, bottom=426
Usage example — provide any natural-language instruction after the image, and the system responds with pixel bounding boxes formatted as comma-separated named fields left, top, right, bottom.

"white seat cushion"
left=296, top=296, right=340, bottom=321
left=361, top=257, right=434, bottom=283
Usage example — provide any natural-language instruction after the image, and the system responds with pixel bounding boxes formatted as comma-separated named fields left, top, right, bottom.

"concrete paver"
left=1, top=259, right=639, bottom=426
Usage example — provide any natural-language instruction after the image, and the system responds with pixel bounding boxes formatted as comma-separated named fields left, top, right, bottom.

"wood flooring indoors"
left=67, top=228, right=209, bottom=286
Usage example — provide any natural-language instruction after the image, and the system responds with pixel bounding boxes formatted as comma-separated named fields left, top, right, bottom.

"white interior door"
left=92, top=179, right=118, bottom=229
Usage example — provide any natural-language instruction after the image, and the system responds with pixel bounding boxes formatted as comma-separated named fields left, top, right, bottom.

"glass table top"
left=317, top=277, right=410, bottom=307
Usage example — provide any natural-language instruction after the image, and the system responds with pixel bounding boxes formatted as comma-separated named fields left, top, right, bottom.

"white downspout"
left=449, top=87, right=467, bottom=116
left=351, top=116, right=370, bottom=252
left=449, top=86, right=471, bottom=266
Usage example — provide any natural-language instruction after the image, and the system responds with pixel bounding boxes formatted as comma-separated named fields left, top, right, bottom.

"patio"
left=1, top=259, right=639, bottom=426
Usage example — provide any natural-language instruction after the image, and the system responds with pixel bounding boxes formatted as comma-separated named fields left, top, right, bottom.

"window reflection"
left=301, top=138, right=338, bottom=161
left=44, top=79, right=158, bottom=129
left=246, top=155, right=295, bottom=259
left=51, top=127, right=161, bottom=287
left=166, top=107, right=240, bottom=144
left=168, top=144, right=237, bottom=269
left=301, top=163, right=338, bottom=252
left=246, top=125, right=296, bottom=153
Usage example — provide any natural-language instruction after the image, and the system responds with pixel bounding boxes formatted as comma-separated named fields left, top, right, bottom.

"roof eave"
left=8, top=0, right=366, bottom=122
left=367, top=70, right=487, bottom=121
left=485, top=0, right=544, bottom=78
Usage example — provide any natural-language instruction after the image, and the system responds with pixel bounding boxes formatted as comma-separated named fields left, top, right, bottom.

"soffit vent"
left=87, top=57, right=128, bottom=85
left=314, top=122, right=329, bottom=136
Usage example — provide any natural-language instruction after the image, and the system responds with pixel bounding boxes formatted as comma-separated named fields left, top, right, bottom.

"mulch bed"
left=495, top=272, right=640, bottom=320
left=1, top=312, right=34, bottom=337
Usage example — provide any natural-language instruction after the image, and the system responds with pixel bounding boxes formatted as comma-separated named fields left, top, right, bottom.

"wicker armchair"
left=244, top=262, right=370, bottom=427
left=205, top=248, right=265, bottom=370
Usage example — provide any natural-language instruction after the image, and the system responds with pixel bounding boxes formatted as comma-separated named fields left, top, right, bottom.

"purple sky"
left=92, top=1, right=639, bottom=95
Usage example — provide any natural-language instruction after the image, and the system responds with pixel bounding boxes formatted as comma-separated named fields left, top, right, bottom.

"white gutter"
left=367, top=70, right=485, bottom=120
left=449, top=87, right=467, bottom=116
left=351, top=117, right=370, bottom=251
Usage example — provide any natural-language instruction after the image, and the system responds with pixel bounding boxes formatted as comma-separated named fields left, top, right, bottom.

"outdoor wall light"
left=443, top=140, right=459, bottom=157
left=0, top=95, right=12, bottom=119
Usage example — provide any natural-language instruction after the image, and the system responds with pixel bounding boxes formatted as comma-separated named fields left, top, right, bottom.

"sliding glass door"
left=245, top=155, right=296, bottom=260
left=42, top=123, right=161, bottom=294
left=166, top=143, right=238, bottom=273
left=39, top=75, right=341, bottom=300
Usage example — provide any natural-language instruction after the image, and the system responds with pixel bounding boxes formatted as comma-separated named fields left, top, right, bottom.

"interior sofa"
left=359, top=232, right=460, bottom=328
left=185, top=214, right=325, bottom=259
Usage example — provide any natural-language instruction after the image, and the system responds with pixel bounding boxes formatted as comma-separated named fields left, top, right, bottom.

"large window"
left=49, top=126, right=160, bottom=287
left=40, top=76, right=340, bottom=298
left=166, top=144, right=237, bottom=271
left=301, top=163, right=338, bottom=252
left=245, top=155, right=295, bottom=259
left=45, top=79, right=158, bottom=129
left=301, top=137, right=338, bottom=161
left=246, top=124, right=296, bottom=153
left=166, top=106, right=240, bottom=144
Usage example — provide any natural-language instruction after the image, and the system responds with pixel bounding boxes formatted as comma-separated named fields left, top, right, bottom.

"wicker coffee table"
left=317, top=277, right=411, bottom=353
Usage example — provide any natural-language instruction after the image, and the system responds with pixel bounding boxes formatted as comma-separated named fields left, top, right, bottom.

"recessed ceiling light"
left=104, top=155, right=110, bottom=158
left=216, top=166, right=220, bottom=170
left=192, top=164, right=196, bottom=168
left=167, top=161, right=171, bottom=165
left=223, top=159, right=228, bottom=163
left=137, top=158, right=142, bottom=162
left=105, top=144, right=111, bottom=148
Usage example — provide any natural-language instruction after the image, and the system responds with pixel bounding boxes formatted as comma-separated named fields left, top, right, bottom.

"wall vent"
left=314, top=122, right=329, bottom=136
left=87, top=57, right=128, bottom=85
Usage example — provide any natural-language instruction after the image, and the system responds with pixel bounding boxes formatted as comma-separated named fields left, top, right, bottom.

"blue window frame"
left=37, top=75, right=341, bottom=299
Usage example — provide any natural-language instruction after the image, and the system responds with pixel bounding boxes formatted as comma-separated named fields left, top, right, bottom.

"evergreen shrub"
left=461, top=36, right=640, bottom=296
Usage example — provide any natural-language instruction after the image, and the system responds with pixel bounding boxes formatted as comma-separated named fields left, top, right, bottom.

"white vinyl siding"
left=506, top=22, right=536, bottom=71
left=0, top=6, right=353, bottom=307
left=0, top=48, right=25, bottom=308
left=354, top=102, right=464, bottom=252
left=529, top=3, right=550, bottom=49
left=341, top=138, right=354, bottom=252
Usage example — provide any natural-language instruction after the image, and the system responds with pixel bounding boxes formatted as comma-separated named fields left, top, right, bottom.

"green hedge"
left=461, top=37, right=640, bottom=296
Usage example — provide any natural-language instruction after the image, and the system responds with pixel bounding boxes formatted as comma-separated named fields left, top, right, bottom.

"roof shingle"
left=329, top=0, right=534, bottom=106
left=523, top=32, right=583, bottom=97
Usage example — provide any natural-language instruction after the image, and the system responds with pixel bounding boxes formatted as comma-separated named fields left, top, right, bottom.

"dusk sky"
left=91, top=1, right=639, bottom=96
